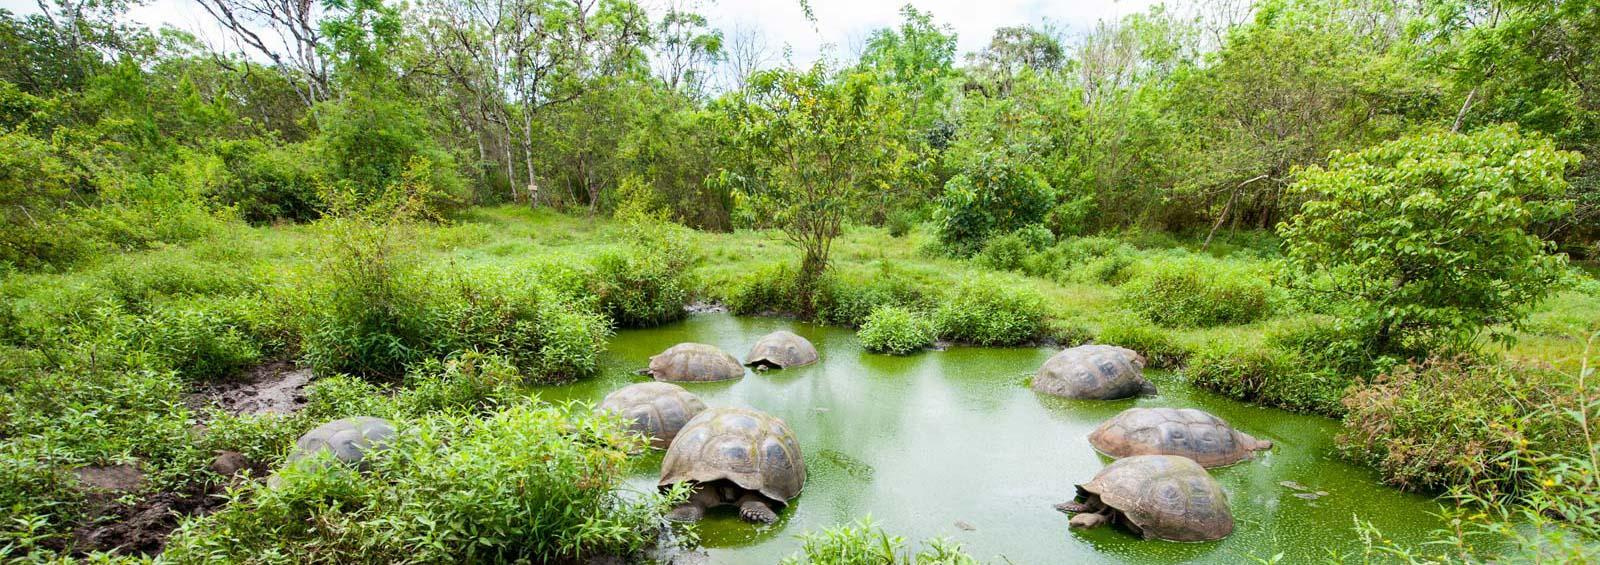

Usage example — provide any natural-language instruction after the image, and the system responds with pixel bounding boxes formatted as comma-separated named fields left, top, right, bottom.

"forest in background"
left=3, top=0, right=1600, bottom=562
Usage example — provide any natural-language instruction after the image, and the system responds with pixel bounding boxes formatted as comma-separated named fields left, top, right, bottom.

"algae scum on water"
left=541, top=313, right=1444, bottom=563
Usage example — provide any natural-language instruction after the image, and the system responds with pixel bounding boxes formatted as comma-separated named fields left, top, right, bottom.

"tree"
left=1278, top=125, right=1579, bottom=357
left=722, top=63, right=908, bottom=303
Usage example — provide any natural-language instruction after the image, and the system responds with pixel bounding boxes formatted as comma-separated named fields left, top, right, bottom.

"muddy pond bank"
left=539, top=312, right=1443, bottom=563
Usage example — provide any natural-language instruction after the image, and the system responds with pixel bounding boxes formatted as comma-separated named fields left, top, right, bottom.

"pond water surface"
left=538, top=313, right=1443, bottom=563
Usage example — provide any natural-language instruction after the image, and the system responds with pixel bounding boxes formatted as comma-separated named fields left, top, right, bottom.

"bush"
left=1339, top=358, right=1572, bottom=498
left=723, top=263, right=803, bottom=316
left=814, top=266, right=934, bottom=327
left=302, top=220, right=609, bottom=382
left=780, top=517, right=977, bottom=565
left=397, top=352, right=526, bottom=415
left=163, top=404, right=672, bottom=563
left=1185, top=340, right=1349, bottom=415
left=934, top=153, right=1055, bottom=255
left=211, top=139, right=322, bottom=224
left=886, top=208, right=918, bottom=238
left=589, top=219, right=693, bottom=328
left=135, top=301, right=262, bottom=381
left=857, top=306, right=935, bottom=355
left=1279, top=125, right=1578, bottom=356
left=1094, top=317, right=1189, bottom=368
left=932, top=278, right=1046, bottom=346
left=975, top=224, right=1054, bottom=272
left=1119, top=258, right=1273, bottom=328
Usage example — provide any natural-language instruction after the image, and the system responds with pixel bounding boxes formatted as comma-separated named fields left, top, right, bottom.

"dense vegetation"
left=1, top=0, right=1598, bottom=561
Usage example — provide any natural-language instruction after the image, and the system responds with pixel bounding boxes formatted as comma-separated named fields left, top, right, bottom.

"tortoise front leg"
left=667, top=485, right=717, bottom=522
left=736, top=493, right=779, bottom=524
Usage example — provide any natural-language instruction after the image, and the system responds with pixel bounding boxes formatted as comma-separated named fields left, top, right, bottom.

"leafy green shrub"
left=723, top=263, right=803, bottom=315
left=0, top=129, right=93, bottom=270
left=0, top=443, right=82, bottom=555
left=300, top=220, right=429, bottom=378
left=1094, top=317, right=1189, bottom=368
left=1339, top=358, right=1571, bottom=498
left=163, top=404, right=671, bottom=563
left=1185, top=341, right=1348, bottom=415
left=211, top=139, right=322, bottom=224
left=589, top=219, right=693, bottom=328
left=1119, top=258, right=1273, bottom=328
left=975, top=224, right=1054, bottom=272
left=932, top=278, right=1046, bottom=345
left=814, top=266, right=934, bottom=327
left=857, top=306, right=935, bottom=355
left=135, top=301, right=262, bottom=381
left=313, top=92, right=468, bottom=221
left=398, top=352, right=526, bottom=415
left=886, top=208, right=918, bottom=238
left=1279, top=125, right=1578, bottom=356
left=94, top=252, right=257, bottom=311
left=780, top=517, right=977, bottom=565
left=934, top=154, right=1054, bottom=255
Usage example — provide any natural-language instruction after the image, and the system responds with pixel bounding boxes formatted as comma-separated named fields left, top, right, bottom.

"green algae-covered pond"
left=540, top=313, right=1443, bottom=563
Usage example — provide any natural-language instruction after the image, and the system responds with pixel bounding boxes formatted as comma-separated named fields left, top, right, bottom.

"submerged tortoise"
left=745, top=330, right=819, bottom=370
left=1033, top=344, right=1156, bottom=400
left=595, top=382, right=708, bottom=449
left=660, top=407, right=806, bottom=524
left=1089, top=407, right=1273, bottom=468
left=1055, top=455, right=1234, bottom=542
left=642, top=343, right=745, bottom=383
left=287, top=416, right=396, bottom=468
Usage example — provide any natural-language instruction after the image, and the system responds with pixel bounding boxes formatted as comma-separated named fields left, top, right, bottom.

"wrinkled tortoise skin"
left=1033, top=344, right=1156, bottom=400
left=744, top=331, right=819, bottom=369
left=596, top=382, right=708, bottom=449
left=1090, top=407, right=1273, bottom=468
left=287, top=417, right=396, bottom=469
left=646, top=343, right=745, bottom=382
left=659, top=407, right=806, bottom=507
left=1079, top=455, right=1234, bottom=542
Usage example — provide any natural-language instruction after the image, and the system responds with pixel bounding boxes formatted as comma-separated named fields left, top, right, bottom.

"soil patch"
left=74, top=463, right=144, bottom=492
left=70, top=481, right=228, bottom=557
left=189, top=360, right=313, bottom=416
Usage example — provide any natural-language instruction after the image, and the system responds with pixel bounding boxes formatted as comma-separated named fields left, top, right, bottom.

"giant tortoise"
left=287, top=416, right=396, bottom=469
left=745, top=330, right=819, bottom=370
left=1089, top=407, right=1273, bottom=468
left=659, top=407, right=805, bottom=524
left=1055, top=454, right=1234, bottom=542
left=595, top=382, right=707, bottom=449
left=1033, top=344, right=1156, bottom=400
left=641, top=343, right=744, bottom=383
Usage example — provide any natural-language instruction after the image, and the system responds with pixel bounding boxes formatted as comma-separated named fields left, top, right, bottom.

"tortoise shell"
left=1089, top=407, right=1273, bottom=468
left=1079, top=455, right=1234, bottom=542
left=596, top=382, right=708, bottom=449
left=659, top=407, right=806, bottom=505
left=287, top=417, right=395, bottom=469
left=1033, top=344, right=1155, bottom=400
left=647, top=343, right=744, bottom=382
left=745, top=331, right=819, bottom=369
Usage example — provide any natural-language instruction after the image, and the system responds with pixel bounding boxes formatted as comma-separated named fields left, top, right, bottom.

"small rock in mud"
left=208, top=451, right=255, bottom=477
left=955, top=520, right=976, bottom=531
left=75, top=463, right=144, bottom=492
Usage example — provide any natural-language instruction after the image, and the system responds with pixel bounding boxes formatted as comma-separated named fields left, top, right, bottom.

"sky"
left=1, top=0, right=1167, bottom=65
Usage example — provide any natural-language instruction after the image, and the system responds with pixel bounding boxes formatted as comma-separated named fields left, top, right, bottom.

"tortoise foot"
left=737, top=497, right=778, bottom=524
left=1069, top=512, right=1108, bottom=529
left=667, top=503, right=705, bottom=522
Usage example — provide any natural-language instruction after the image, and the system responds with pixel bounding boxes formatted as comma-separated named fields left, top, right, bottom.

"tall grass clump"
left=722, top=262, right=804, bottom=315
left=301, top=219, right=609, bottom=382
left=1347, top=334, right=1600, bottom=563
left=1185, top=339, right=1348, bottom=415
left=1094, top=316, right=1189, bottom=368
left=780, top=517, right=978, bottom=565
left=814, top=264, right=934, bottom=327
left=163, top=404, right=674, bottom=563
left=932, top=277, right=1046, bottom=346
left=1119, top=257, right=1273, bottom=327
left=857, top=305, right=935, bottom=355
left=589, top=217, right=694, bottom=328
